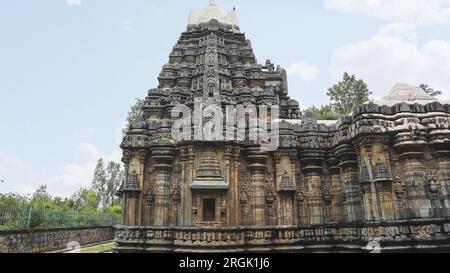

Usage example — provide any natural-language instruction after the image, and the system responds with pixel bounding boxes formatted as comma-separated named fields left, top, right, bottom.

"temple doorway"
left=203, top=199, right=216, bottom=222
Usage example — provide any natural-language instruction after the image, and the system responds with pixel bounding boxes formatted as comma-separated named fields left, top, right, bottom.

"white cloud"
left=0, top=153, right=25, bottom=169
left=377, top=22, right=418, bottom=43
left=0, top=166, right=7, bottom=177
left=0, top=153, right=25, bottom=177
left=2, top=144, right=121, bottom=198
left=330, top=23, right=450, bottom=100
left=324, top=0, right=450, bottom=24
left=122, top=19, right=134, bottom=32
left=287, top=61, right=320, bottom=81
left=65, top=0, right=81, bottom=6
left=38, top=143, right=121, bottom=197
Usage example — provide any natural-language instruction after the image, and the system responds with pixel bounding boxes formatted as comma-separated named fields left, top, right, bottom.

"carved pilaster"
left=394, top=127, right=431, bottom=219
left=246, top=147, right=268, bottom=226
left=334, top=144, right=363, bottom=223
left=151, top=146, right=175, bottom=226
left=300, top=149, right=325, bottom=225
left=431, top=148, right=450, bottom=217
left=355, top=135, right=395, bottom=222
left=327, top=152, right=344, bottom=224
left=230, top=147, right=241, bottom=226
left=184, top=146, right=195, bottom=226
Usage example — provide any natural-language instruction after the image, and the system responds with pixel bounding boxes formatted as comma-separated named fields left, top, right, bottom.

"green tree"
left=30, top=185, right=54, bottom=210
left=304, top=105, right=340, bottom=120
left=105, top=204, right=122, bottom=216
left=71, top=188, right=100, bottom=211
left=327, top=72, right=371, bottom=116
left=91, top=159, right=124, bottom=209
left=420, top=84, right=442, bottom=97
left=92, top=159, right=108, bottom=209
left=105, top=161, right=124, bottom=207
left=122, top=97, right=145, bottom=136
left=0, top=193, right=29, bottom=207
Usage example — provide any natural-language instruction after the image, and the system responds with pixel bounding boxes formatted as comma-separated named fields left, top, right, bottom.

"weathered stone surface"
left=0, top=227, right=114, bottom=253
left=116, top=3, right=450, bottom=252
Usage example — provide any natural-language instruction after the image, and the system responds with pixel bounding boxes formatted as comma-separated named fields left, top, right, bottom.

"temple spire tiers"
left=116, top=2, right=450, bottom=252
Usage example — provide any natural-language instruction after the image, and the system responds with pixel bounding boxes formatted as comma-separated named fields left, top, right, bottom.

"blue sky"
left=1, top=0, right=450, bottom=197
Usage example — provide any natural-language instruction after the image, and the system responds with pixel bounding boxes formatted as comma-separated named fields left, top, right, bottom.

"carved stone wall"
left=116, top=4, right=450, bottom=252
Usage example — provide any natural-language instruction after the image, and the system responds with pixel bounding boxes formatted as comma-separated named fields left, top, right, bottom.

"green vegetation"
left=305, top=72, right=372, bottom=120
left=0, top=99, right=149, bottom=231
left=0, top=161, right=124, bottom=230
left=122, top=97, right=145, bottom=136
left=304, top=105, right=340, bottom=121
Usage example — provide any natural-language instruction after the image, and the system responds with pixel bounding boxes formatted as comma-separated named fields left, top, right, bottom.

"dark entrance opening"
left=203, top=199, right=216, bottom=222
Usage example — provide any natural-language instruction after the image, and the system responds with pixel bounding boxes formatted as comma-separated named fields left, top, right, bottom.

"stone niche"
left=190, top=147, right=229, bottom=227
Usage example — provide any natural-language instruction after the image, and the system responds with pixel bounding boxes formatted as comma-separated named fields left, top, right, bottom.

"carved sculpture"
left=115, top=3, right=450, bottom=252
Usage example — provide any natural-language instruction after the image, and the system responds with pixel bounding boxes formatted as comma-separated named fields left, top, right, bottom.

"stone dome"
left=188, top=4, right=240, bottom=32
left=383, top=83, right=436, bottom=102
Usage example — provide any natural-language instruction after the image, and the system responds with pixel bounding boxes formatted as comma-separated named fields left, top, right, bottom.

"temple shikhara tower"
left=115, top=3, right=450, bottom=252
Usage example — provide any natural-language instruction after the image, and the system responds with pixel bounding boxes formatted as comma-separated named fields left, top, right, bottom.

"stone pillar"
left=246, top=147, right=267, bottom=226
left=179, top=147, right=187, bottom=226
left=401, top=154, right=430, bottom=218
left=327, top=152, right=344, bottom=223
left=224, top=146, right=233, bottom=226
left=303, top=167, right=323, bottom=225
left=394, top=130, right=430, bottom=218
left=430, top=149, right=450, bottom=217
left=289, top=151, right=298, bottom=225
left=121, top=150, right=145, bottom=227
left=430, top=130, right=450, bottom=217
left=151, top=146, right=175, bottom=227
left=300, top=149, right=325, bottom=225
left=334, top=144, right=363, bottom=223
left=136, top=150, right=147, bottom=226
left=183, top=146, right=195, bottom=226
left=355, top=136, right=395, bottom=222
left=273, top=151, right=282, bottom=225
left=120, top=150, right=131, bottom=225
left=232, top=147, right=241, bottom=226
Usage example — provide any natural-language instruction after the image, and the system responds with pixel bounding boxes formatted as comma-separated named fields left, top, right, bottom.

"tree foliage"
left=304, top=105, right=340, bottom=120
left=71, top=188, right=101, bottom=212
left=0, top=193, right=29, bottom=207
left=420, top=84, right=442, bottom=97
left=122, top=97, right=145, bottom=136
left=92, top=159, right=107, bottom=208
left=327, top=72, right=372, bottom=116
left=304, top=73, right=371, bottom=120
left=91, top=159, right=124, bottom=209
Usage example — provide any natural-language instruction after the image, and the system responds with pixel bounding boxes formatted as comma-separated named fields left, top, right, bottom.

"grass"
left=80, top=242, right=115, bottom=253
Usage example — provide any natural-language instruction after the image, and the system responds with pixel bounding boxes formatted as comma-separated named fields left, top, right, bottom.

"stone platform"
left=114, top=219, right=450, bottom=253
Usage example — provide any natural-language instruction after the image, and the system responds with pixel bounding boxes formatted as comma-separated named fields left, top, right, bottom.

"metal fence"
left=0, top=206, right=121, bottom=231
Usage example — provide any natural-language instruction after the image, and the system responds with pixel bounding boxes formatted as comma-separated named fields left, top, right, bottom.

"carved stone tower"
left=115, top=4, right=450, bottom=253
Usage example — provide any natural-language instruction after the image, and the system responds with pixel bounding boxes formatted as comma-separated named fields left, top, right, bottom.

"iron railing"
left=0, top=206, right=121, bottom=231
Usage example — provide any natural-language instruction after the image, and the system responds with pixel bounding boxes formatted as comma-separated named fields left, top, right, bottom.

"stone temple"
left=115, top=3, right=450, bottom=252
